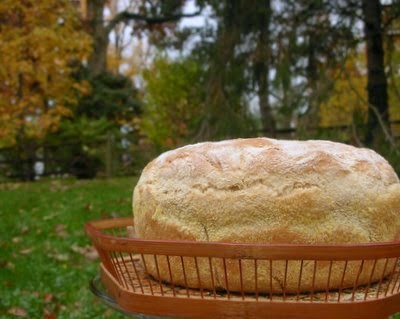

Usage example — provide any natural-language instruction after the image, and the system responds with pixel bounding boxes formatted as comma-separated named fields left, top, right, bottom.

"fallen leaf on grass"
left=8, top=307, right=27, bottom=317
left=7, top=261, right=15, bottom=269
left=54, top=224, right=68, bottom=238
left=43, top=293, right=58, bottom=319
left=71, top=244, right=98, bottom=260
left=30, top=291, right=40, bottom=298
left=12, top=237, right=22, bottom=244
left=44, top=311, right=57, bottom=319
left=43, top=213, right=58, bottom=221
left=49, top=181, right=72, bottom=192
left=19, top=248, right=34, bottom=255
left=44, top=310, right=57, bottom=319
left=59, top=305, right=67, bottom=312
left=43, top=296, right=59, bottom=319
left=44, top=293, right=55, bottom=303
left=49, top=253, right=69, bottom=262
left=0, top=183, right=22, bottom=191
left=20, top=226, right=29, bottom=234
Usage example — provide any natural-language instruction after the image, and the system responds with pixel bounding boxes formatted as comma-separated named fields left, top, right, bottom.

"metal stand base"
left=90, top=276, right=175, bottom=319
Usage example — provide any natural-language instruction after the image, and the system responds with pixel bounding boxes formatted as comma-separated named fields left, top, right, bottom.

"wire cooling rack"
left=86, top=218, right=400, bottom=319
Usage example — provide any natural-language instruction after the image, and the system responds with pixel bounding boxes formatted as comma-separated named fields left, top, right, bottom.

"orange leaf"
left=8, top=307, right=27, bottom=317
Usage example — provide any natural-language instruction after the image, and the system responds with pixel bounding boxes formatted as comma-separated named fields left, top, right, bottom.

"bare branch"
left=351, top=120, right=364, bottom=147
left=343, top=67, right=399, bottom=152
left=105, top=10, right=202, bottom=34
left=368, top=101, right=398, bottom=152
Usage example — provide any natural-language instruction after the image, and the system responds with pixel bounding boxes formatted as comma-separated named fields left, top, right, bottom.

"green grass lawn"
left=0, top=177, right=137, bottom=318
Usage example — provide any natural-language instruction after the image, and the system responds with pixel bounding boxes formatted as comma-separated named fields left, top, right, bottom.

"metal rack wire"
left=86, top=218, right=400, bottom=319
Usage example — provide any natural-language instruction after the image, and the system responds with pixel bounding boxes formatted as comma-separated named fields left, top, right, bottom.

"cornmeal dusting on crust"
left=133, top=138, right=400, bottom=293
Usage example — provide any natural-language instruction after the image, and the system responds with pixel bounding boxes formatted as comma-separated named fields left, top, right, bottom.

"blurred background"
left=0, top=0, right=400, bottom=181
left=1, top=1, right=400, bottom=318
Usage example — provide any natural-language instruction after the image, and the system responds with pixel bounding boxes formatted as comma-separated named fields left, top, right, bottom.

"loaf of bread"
left=133, top=138, right=400, bottom=293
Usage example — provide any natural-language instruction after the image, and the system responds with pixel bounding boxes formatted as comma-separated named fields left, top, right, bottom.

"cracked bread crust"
left=133, top=138, right=400, bottom=292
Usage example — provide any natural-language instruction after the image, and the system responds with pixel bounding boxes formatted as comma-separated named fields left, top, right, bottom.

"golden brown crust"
left=133, top=138, right=400, bottom=292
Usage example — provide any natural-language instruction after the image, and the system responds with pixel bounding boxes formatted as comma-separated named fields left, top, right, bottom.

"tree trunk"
left=15, top=73, right=35, bottom=181
left=199, top=0, right=243, bottom=140
left=87, top=0, right=108, bottom=75
left=361, top=0, right=390, bottom=146
left=254, top=0, right=275, bottom=137
left=85, top=1, right=195, bottom=76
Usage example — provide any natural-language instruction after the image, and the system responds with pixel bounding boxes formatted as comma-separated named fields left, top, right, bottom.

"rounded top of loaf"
left=138, top=138, right=398, bottom=197
left=133, top=138, right=400, bottom=244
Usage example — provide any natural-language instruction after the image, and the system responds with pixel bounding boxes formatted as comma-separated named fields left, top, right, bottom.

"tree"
left=141, top=57, right=205, bottom=150
left=0, top=0, right=91, bottom=179
left=0, top=0, right=91, bottom=146
left=188, top=0, right=273, bottom=139
left=85, top=0, right=201, bottom=75
left=251, top=0, right=275, bottom=136
left=319, top=52, right=368, bottom=142
left=386, top=8, right=400, bottom=133
left=267, top=0, right=358, bottom=132
left=75, top=70, right=141, bottom=121
left=361, top=0, right=389, bottom=146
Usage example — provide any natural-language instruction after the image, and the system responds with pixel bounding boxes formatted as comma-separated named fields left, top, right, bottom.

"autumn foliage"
left=0, top=0, right=91, bottom=147
left=0, top=0, right=399, bottom=180
left=320, top=40, right=400, bottom=137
